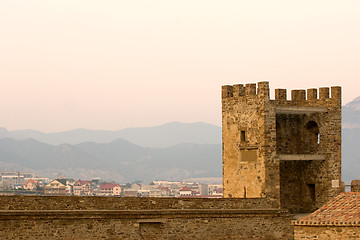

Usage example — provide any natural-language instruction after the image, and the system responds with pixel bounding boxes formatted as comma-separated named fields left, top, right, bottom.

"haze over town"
left=1, top=1, right=360, bottom=132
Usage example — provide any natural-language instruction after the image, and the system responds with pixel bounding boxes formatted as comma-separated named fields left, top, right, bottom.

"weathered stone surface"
left=294, top=226, right=360, bottom=240
left=0, top=195, right=274, bottom=210
left=222, top=82, right=342, bottom=213
left=351, top=180, right=360, bottom=192
left=0, top=196, right=293, bottom=240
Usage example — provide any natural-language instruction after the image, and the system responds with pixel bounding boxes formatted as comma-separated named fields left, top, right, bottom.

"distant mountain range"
left=0, top=122, right=221, bottom=147
left=0, top=137, right=222, bottom=183
left=0, top=97, right=360, bottom=184
left=0, top=122, right=222, bottom=183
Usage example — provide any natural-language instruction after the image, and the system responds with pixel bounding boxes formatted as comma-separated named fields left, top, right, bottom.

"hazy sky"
left=1, top=1, right=359, bottom=132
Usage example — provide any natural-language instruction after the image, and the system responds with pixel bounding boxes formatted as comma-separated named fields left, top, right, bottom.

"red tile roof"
left=215, top=188, right=223, bottom=193
left=292, top=192, right=360, bottom=226
left=180, top=186, right=192, bottom=191
left=100, top=184, right=121, bottom=189
left=76, top=180, right=92, bottom=185
left=24, top=179, right=38, bottom=185
left=158, top=186, right=170, bottom=191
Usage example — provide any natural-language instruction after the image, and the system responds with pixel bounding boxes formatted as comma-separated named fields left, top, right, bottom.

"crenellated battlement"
left=276, top=86, right=341, bottom=103
left=222, top=81, right=341, bottom=106
left=222, top=80, right=342, bottom=214
left=222, top=81, right=270, bottom=99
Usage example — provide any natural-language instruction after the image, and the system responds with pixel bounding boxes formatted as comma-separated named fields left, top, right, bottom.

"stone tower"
left=222, top=81, right=342, bottom=213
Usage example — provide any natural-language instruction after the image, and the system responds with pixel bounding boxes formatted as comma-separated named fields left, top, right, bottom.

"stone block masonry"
left=351, top=180, right=360, bottom=192
left=294, top=226, right=359, bottom=240
left=222, top=82, right=342, bottom=213
left=0, top=196, right=293, bottom=240
left=0, top=195, right=276, bottom=210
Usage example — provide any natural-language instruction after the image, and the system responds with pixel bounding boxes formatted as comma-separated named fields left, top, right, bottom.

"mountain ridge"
left=0, top=121, right=221, bottom=148
left=343, top=97, right=360, bottom=128
left=0, top=136, right=222, bottom=183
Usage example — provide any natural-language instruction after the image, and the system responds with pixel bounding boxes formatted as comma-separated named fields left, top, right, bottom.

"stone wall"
left=0, top=195, right=275, bottom=210
left=222, top=82, right=276, bottom=202
left=280, top=160, right=322, bottom=213
left=274, top=86, right=342, bottom=211
left=222, top=82, right=342, bottom=213
left=294, top=226, right=360, bottom=240
left=0, top=196, right=293, bottom=240
left=351, top=180, right=360, bottom=192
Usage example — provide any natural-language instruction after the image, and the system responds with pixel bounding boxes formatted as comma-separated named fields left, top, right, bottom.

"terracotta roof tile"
left=292, top=192, right=360, bottom=226
left=215, top=188, right=223, bottom=193
left=100, top=184, right=121, bottom=189
left=76, top=180, right=92, bottom=185
left=180, top=186, right=192, bottom=191
left=24, top=179, right=38, bottom=185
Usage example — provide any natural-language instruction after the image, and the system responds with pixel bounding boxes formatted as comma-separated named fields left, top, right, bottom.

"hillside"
left=0, top=137, right=221, bottom=183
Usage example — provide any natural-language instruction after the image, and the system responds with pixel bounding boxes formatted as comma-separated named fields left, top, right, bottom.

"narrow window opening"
left=304, top=121, right=320, bottom=152
left=307, top=184, right=316, bottom=202
left=240, top=131, right=246, bottom=142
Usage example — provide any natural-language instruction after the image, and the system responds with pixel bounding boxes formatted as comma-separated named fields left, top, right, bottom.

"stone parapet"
left=0, top=208, right=289, bottom=220
left=0, top=196, right=293, bottom=240
left=351, top=180, right=360, bottom=192
left=0, top=196, right=275, bottom=210
left=274, top=86, right=341, bottom=106
left=222, top=81, right=270, bottom=100
left=223, top=82, right=341, bottom=107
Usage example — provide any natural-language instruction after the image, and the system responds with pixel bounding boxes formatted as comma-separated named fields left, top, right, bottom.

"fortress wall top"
left=331, top=86, right=342, bottom=105
left=307, top=89, right=317, bottom=100
left=222, top=81, right=341, bottom=106
left=222, top=81, right=270, bottom=99
left=291, top=90, right=306, bottom=102
left=233, top=84, right=245, bottom=97
left=257, top=81, right=270, bottom=99
left=245, top=83, right=257, bottom=96
left=222, top=85, right=234, bottom=98
left=0, top=196, right=275, bottom=210
left=275, top=89, right=287, bottom=100
left=319, top=87, right=330, bottom=99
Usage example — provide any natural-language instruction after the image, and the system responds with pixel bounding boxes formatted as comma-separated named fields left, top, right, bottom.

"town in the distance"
left=0, top=171, right=223, bottom=198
